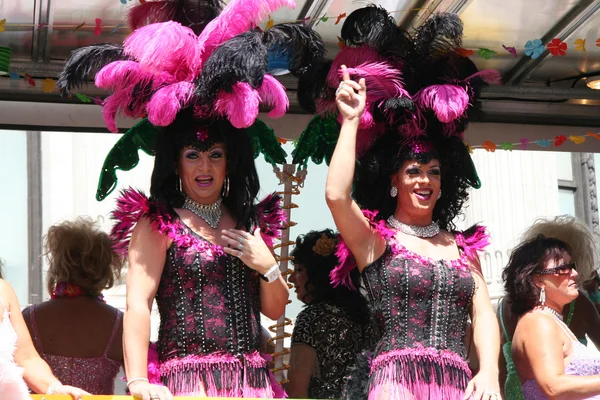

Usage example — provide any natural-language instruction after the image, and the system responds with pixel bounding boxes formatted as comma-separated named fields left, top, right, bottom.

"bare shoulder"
left=514, top=312, right=560, bottom=343
left=0, top=279, right=17, bottom=309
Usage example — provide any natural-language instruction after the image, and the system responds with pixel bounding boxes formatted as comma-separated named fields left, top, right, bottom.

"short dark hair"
left=290, top=229, right=369, bottom=323
left=150, top=109, right=260, bottom=230
left=502, top=235, right=571, bottom=316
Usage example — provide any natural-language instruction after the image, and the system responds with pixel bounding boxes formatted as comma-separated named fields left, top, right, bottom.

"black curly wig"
left=502, top=235, right=572, bottom=316
left=150, top=108, right=260, bottom=230
left=290, top=229, right=370, bottom=324
left=352, top=126, right=478, bottom=231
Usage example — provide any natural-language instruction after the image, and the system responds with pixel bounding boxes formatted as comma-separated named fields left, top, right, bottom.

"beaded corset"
left=331, top=211, right=490, bottom=399
left=362, top=242, right=476, bottom=358
left=110, top=188, right=286, bottom=397
left=157, top=231, right=262, bottom=360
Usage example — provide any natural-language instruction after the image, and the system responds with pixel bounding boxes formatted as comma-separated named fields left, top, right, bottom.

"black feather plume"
left=128, top=0, right=224, bottom=35
left=412, top=12, right=463, bottom=61
left=57, top=44, right=126, bottom=97
left=341, top=5, right=412, bottom=63
left=195, top=31, right=267, bottom=104
left=296, top=59, right=332, bottom=113
left=261, top=23, right=325, bottom=77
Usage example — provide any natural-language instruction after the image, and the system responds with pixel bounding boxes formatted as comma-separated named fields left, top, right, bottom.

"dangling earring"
left=539, top=286, right=546, bottom=306
left=222, top=175, right=230, bottom=198
left=390, top=186, right=398, bottom=197
left=179, top=177, right=183, bottom=192
left=437, top=190, right=442, bottom=200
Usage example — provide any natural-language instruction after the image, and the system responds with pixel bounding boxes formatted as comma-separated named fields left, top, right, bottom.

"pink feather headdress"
left=299, top=6, right=500, bottom=152
left=58, top=0, right=325, bottom=132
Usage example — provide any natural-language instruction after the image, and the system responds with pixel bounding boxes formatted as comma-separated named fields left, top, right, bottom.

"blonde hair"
left=520, top=215, right=599, bottom=284
left=45, top=217, right=123, bottom=296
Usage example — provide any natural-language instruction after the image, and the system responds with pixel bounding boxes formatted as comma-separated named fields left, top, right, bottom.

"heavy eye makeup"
left=405, top=166, right=441, bottom=176
left=182, top=146, right=225, bottom=160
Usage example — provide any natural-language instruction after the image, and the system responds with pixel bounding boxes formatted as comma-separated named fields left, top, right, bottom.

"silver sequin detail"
left=387, top=215, right=440, bottom=238
left=182, top=196, right=223, bottom=229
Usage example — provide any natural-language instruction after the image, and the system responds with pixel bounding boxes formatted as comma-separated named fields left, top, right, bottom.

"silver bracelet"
left=46, top=380, right=62, bottom=395
left=127, top=377, right=149, bottom=388
left=261, top=264, right=281, bottom=283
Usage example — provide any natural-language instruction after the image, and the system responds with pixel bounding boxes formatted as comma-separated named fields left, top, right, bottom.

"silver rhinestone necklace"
left=387, top=215, right=440, bottom=238
left=538, top=306, right=563, bottom=321
left=182, top=196, right=223, bottom=229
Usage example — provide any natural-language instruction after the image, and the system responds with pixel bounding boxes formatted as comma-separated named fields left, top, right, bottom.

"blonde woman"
left=22, top=217, right=124, bottom=394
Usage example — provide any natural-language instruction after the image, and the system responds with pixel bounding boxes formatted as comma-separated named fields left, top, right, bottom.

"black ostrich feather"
left=57, top=44, right=126, bottom=97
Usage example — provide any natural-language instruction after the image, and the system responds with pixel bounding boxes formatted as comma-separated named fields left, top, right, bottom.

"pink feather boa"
left=0, top=360, right=29, bottom=400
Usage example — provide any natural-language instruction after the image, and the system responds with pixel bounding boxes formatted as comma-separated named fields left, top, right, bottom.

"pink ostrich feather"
left=214, top=82, right=260, bottom=128
left=342, top=62, right=408, bottom=101
left=341, top=62, right=408, bottom=130
left=414, top=84, right=470, bottom=123
left=197, top=0, right=295, bottom=61
left=95, top=60, right=143, bottom=90
left=147, top=82, right=195, bottom=126
left=466, top=69, right=502, bottom=85
left=102, top=91, right=137, bottom=132
left=258, top=74, right=289, bottom=118
left=124, top=21, right=202, bottom=80
left=326, top=46, right=388, bottom=88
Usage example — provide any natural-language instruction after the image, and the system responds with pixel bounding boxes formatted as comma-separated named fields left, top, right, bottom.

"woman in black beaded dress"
left=286, top=229, right=374, bottom=398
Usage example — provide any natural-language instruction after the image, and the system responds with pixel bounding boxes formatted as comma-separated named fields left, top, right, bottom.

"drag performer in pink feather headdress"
left=299, top=6, right=502, bottom=400
left=57, top=0, right=324, bottom=398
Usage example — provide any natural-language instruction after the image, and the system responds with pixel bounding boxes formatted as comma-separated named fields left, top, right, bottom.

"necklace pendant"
left=387, top=215, right=440, bottom=238
left=182, top=197, right=223, bottom=229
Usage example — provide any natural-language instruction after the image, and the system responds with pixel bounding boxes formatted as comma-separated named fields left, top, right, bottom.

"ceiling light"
left=586, top=79, right=600, bottom=90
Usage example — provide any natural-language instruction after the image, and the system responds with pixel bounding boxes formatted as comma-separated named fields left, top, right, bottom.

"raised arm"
left=124, top=216, right=173, bottom=400
left=463, top=258, right=502, bottom=400
left=325, top=66, right=386, bottom=270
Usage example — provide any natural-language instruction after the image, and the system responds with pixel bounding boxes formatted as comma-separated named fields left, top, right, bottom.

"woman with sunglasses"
left=503, top=234, right=600, bottom=399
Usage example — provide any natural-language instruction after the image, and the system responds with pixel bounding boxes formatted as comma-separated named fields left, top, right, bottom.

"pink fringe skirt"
left=368, top=347, right=471, bottom=400
left=158, top=351, right=286, bottom=398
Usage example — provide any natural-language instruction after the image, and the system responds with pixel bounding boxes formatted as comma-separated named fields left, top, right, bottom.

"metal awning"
left=1, top=0, right=600, bottom=132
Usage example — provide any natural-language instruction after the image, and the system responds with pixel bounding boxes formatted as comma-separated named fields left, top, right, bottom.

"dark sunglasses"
left=535, top=262, right=577, bottom=276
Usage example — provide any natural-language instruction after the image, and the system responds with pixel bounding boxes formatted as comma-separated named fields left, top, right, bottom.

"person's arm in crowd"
left=2, top=279, right=89, bottom=399
left=516, top=313, right=600, bottom=400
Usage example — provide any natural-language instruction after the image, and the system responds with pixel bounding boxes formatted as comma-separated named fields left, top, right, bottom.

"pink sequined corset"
left=156, top=226, right=262, bottom=362
left=29, top=306, right=122, bottom=394
left=522, top=339, right=600, bottom=399
left=110, top=189, right=286, bottom=397
left=362, top=243, right=475, bottom=358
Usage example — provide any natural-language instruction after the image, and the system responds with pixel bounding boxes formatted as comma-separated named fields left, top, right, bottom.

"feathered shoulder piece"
left=331, top=209, right=392, bottom=289
left=298, top=6, right=500, bottom=153
left=110, top=188, right=173, bottom=258
left=58, top=0, right=325, bottom=132
left=254, top=193, right=286, bottom=248
left=453, top=224, right=490, bottom=261
left=110, top=188, right=287, bottom=258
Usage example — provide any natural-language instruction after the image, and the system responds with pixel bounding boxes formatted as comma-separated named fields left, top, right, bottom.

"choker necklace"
left=51, top=283, right=105, bottom=303
left=182, top=196, right=223, bottom=229
left=537, top=306, right=564, bottom=321
left=387, top=215, right=440, bottom=238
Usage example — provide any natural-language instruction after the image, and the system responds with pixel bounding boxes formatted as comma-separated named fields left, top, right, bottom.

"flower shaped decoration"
left=547, top=38, right=567, bottom=56
left=312, top=234, right=337, bottom=257
left=524, top=39, right=544, bottom=59
left=574, top=38, right=586, bottom=52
